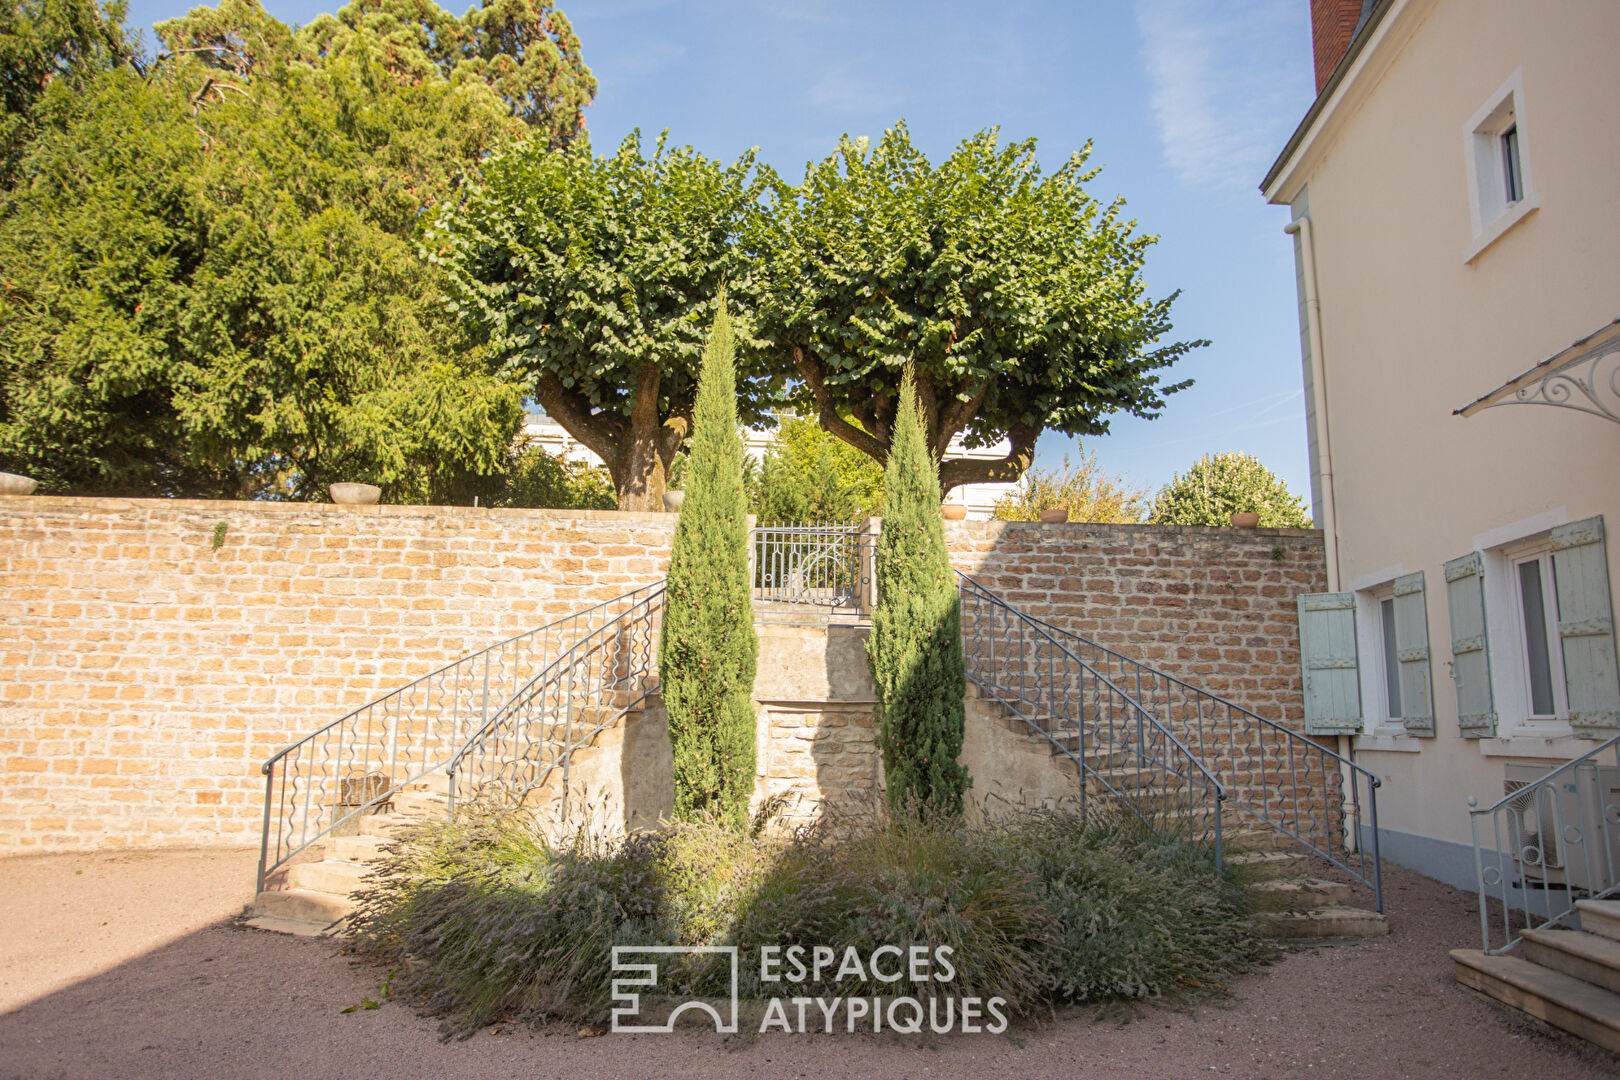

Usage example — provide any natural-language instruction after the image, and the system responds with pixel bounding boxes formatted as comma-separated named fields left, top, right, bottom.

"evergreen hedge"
left=659, top=297, right=758, bottom=827
left=867, top=369, right=970, bottom=814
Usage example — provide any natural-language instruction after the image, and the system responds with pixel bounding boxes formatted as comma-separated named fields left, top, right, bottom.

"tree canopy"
left=424, top=130, right=774, bottom=510
left=0, top=0, right=594, bottom=499
left=755, top=122, right=1200, bottom=495
left=1150, top=452, right=1313, bottom=529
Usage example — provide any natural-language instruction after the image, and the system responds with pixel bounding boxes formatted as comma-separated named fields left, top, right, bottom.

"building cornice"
left=1261, top=0, right=1439, bottom=205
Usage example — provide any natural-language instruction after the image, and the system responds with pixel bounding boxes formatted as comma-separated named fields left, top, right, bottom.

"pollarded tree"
left=1150, top=452, right=1313, bottom=528
left=424, top=130, right=775, bottom=510
left=868, top=368, right=970, bottom=815
left=659, top=295, right=758, bottom=827
left=754, top=122, right=1201, bottom=495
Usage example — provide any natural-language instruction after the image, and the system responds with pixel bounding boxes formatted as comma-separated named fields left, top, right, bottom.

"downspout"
left=1285, top=215, right=1358, bottom=851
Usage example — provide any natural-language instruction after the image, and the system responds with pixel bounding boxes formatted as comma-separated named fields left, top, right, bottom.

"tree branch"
left=792, top=345, right=889, bottom=461
left=529, top=371, right=625, bottom=470
left=933, top=377, right=992, bottom=461
left=937, top=422, right=1040, bottom=494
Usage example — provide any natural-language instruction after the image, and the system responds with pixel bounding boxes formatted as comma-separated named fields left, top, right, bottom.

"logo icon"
left=610, top=945, right=739, bottom=1033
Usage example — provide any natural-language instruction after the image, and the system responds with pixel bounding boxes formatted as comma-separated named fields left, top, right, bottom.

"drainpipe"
left=1285, top=215, right=1358, bottom=852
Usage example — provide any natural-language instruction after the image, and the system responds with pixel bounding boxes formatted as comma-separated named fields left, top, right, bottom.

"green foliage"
left=753, top=413, right=883, bottom=525
left=1150, top=452, right=1313, bottom=528
left=659, top=299, right=758, bottom=828
left=755, top=121, right=1200, bottom=495
left=493, top=439, right=615, bottom=510
left=347, top=805, right=1270, bottom=1033
left=0, top=0, right=593, bottom=499
left=424, top=129, right=774, bottom=509
left=991, top=447, right=1148, bottom=523
left=867, top=369, right=969, bottom=814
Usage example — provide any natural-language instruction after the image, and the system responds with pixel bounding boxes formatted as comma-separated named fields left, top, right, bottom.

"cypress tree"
left=868, top=368, right=970, bottom=814
left=659, top=294, right=758, bottom=827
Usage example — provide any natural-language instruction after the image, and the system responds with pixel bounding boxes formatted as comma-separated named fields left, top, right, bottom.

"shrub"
left=867, top=368, right=970, bottom=814
left=495, top=438, right=616, bottom=510
left=753, top=414, right=884, bottom=525
left=991, top=449, right=1148, bottom=523
left=659, top=295, right=758, bottom=827
left=1150, top=452, right=1312, bottom=528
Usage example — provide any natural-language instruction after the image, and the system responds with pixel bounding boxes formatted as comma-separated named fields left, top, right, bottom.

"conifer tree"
left=659, top=294, right=758, bottom=827
left=868, top=368, right=970, bottom=814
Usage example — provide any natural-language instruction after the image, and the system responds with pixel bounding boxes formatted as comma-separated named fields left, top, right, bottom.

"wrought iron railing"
left=448, top=584, right=665, bottom=811
left=255, top=583, right=663, bottom=892
left=752, top=522, right=873, bottom=623
left=1021, top=608, right=1384, bottom=908
left=1469, top=734, right=1620, bottom=953
left=959, top=575, right=1229, bottom=864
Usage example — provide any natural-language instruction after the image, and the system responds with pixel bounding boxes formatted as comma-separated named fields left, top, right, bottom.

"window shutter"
left=1550, top=516, right=1620, bottom=736
left=1392, top=571, right=1434, bottom=736
left=1444, top=552, right=1496, bottom=738
left=1298, top=592, right=1361, bottom=735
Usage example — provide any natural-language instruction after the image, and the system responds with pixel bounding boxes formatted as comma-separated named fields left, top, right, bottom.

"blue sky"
left=126, top=0, right=1317, bottom=506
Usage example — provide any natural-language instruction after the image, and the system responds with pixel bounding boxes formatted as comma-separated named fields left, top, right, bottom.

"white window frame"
left=1354, top=578, right=1407, bottom=736
left=1484, top=533, right=1573, bottom=737
left=1506, top=543, right=1569, bottom=724
left=1463, top=69, right=1539, bottom=263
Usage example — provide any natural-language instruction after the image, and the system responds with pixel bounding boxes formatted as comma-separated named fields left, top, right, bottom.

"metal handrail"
left=752, top=523, right=872, bottom=620
left=254, top=582, right=664, bottom=892
left=1008, top=603, right=1384, bottom=907
left=1469, top=733, right=1620, bottom=953
left=958, top=573, right=1229, bottom=865
left=448, top=585, right=666, bottom=812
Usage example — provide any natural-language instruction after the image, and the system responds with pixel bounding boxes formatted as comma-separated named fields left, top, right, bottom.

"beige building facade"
left=1264, top=0, right=1620, bottom=889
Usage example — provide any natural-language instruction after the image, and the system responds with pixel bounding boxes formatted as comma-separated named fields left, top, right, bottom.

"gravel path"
left=0, top=848, right=1613, bottom=1080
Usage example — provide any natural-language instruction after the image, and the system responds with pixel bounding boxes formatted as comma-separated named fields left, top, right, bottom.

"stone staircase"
left=1452, top=899, right=1620, bottom=1053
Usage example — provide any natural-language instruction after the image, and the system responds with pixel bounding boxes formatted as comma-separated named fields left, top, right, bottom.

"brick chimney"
left=1310, top=0, right=1366, bottom=92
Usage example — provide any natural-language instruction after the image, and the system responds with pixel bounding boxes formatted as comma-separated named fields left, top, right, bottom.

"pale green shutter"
left=1445, top=552, right=1496, bottom=738
left=1392, top=571, right=1434, bottom=736
left=1550, top=516, right=1620, bottom=736
left=1298, top=592, right=1361, bottom=734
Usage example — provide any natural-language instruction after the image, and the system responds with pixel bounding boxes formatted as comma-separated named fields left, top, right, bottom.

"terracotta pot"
left=941, top=504, right=967, bottom=521
left=1229, top=511, right=1260, bottom=528
left=662, top=490, right=686, bottom=511
left=1039, top=508, right=1070, bottom=524
left=0, top=471, right=38, bottom=496
left=329, top=482, right=381, bottom=505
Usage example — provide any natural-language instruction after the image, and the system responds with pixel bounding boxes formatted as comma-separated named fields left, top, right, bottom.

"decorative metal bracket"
left=1456, top=317, right=1620, bottom=424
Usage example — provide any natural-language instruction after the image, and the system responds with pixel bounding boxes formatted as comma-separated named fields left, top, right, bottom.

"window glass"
left=1518, top=558, right=1555, bottom=715
left=1501, top=124, right=1523, bottom=204
left=1380, top=596, right=1403, bottom=719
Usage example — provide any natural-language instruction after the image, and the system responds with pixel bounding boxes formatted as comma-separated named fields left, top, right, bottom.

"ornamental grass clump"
left=348, top=803, right=1272, bottom=1036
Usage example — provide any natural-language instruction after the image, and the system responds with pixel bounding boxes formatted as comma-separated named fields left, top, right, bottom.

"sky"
left=125, top=0, right=1318, bottom=506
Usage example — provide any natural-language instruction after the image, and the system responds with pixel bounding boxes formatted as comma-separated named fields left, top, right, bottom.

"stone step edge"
left=1452, top=948, right=1620, bottom=1054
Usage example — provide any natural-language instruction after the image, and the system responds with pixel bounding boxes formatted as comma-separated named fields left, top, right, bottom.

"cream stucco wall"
left=1267, top=0, right=1620, bottom=859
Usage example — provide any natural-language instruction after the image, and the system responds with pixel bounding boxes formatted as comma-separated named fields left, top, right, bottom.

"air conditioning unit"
left=1504, top=762, right=1620, bottom=894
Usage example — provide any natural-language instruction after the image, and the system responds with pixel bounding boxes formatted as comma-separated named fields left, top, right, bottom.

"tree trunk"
left=616, top=361, right=667, bottom=511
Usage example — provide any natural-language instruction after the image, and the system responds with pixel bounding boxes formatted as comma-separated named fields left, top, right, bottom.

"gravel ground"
left=0, top=848, right=1614, bottom=1080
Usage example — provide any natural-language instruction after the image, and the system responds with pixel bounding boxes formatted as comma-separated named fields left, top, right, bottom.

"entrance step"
left=248, top=887, right=354, bottom=924
left=1246, top=877, right=1354, bottom=913
left=1257, top=905, right=1388, bottom=941
left=288, top=858, right=371, bottom=895
left=1453, top=948, right=1620, bottom=1054
left=1522, top=927, right=1620, bottom=996
left=1578, top=899, right=1620, bottom=943
left=328, top=834, right=392, bottom=863
left=1229, top=849, right=1310, bottom=881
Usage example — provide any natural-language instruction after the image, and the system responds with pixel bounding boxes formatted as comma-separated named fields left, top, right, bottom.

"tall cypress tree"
left=659, top=294, right=758, bottom=827
left=868, top=368, right=970, bottom=814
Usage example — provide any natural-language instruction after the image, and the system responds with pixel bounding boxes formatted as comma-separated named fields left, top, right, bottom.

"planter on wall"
left=1229, top=511, right=1260, bottom=528
left=329, top=482, right=381, bottom=505
left=0, top=472, right=38, bottom=495
left=941, top=504, right=967, bottom=520
left=662, top=490, right=685, bottom=511
left=1039, top=508, right=1070, bottom=524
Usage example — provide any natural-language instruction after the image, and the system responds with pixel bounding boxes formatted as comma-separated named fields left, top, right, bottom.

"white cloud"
left=1134, top=0, right=1310, bottom=191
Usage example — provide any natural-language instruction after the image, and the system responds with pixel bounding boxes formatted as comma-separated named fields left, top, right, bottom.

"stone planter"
left=329, top=482, right=381, bottom=505
left=1230, top=511, right=1260, bottom=528
left=0, top=471, right=38, bottom=496
left=941, top=503, right=967, bottom=520
left=662, top=490, right=686, bottom=511
left=1039, top=508, right=1070, bottom=523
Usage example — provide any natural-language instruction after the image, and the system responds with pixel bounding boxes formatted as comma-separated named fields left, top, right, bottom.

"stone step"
left=1578, top=899, right=1620, bottom=943
left=358, top=813, right=416, bottom=838
left=390, top=790, right=451, bottom=816
left=288, top=858, right=372, bottom=896
left=328, top=834, right=392, bottom=863
left=1246, top=877, right=1354, bottom=913
left=1523, top=928, right=1620, bottom=996
left=1453, top=948, right=1620, bottom=1054
left=1229, top=849, right=1310, bottom=881
left=242, top=914, right=332, bottom=938
left=1256, top=905, right=1388, bottom=941
left=406, top=771, right=452, bottom=796
left=248, top=887, right=354, bottom=924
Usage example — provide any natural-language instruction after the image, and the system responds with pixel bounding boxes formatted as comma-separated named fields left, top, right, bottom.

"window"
left=1463, top=69, right=1538, bottom=262
left=1511, top=550, right=1567, bottom=721
left=1379, top=595, right=1403, bottom=720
